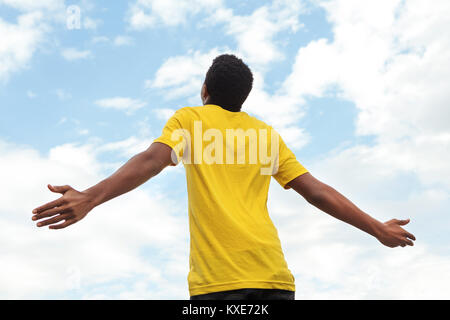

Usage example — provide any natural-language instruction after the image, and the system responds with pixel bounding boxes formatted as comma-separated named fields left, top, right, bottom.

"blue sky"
left=1, top=0, right=449, bottom=299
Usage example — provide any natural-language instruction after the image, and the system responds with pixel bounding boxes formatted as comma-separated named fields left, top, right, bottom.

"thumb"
left=396, top=218, right=410, bottom=226
left=48, top=184, right=71, bottom=194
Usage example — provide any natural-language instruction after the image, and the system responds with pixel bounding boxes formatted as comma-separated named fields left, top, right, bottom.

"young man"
left=32, top=54, right=416, bottom=300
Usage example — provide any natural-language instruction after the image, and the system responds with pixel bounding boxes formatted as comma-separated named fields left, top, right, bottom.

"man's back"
left=154, top=104, right=308, bottom=296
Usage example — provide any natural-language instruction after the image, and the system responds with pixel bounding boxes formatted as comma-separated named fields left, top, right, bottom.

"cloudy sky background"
left=1, top=0, right=449, bottom=299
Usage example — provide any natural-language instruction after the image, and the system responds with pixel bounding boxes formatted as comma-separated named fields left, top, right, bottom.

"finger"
left=32, top=198, right=65, bottom=214
left=36, top=213, right=71, bottom=227
left=395, top=219, right=410, bottom=226
left=32, top=206, right=70, bottom=221
left=49, top=219, right=77, bottom=230
left=404, top=238, right=414, bottom=246
left=48, top=184, right=72, bottom=195
left=404, top=231, right=416, bottom=241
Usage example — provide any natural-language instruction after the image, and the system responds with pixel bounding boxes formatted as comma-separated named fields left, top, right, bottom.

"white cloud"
left=0, top=0, right=64, bottom=12
left=99, top=136, right=154, bottom=158
left=148, top=48, right=224, bottom=101
left=284, top=38, right=339, bottom=98
left=0, top=1, right=88, bottom=81
left=282, top=0, right=450, bottom=186
left=61, top=48, right=93, bottom=61
left=153, top=108, right=175, bottom=121
left=83, top=17, right=101, bottom=30
left=128, top=0, right=223, bottom=29
left=91, top=35, right=134, bottom=47
left=212, top=0, right=305, bottom=65
left=243, top=70, right=310, bottom=148
left=128, top=0, right=304, bottom=66
left=113, top=35, right=134, bottom=46
left=0, top=12, right=46, bottom=82
left=295, top=0, right=450, bottom=138
left=95, top=97, right=147, bottom=115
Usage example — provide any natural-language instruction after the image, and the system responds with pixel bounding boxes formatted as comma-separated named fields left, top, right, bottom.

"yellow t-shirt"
left=154, top=104, right=308, bottom=296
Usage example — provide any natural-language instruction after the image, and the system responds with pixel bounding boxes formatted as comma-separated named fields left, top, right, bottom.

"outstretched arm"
left=287, top=172, right=416, bottom=248
left=32, top=142, right=175, bottom=229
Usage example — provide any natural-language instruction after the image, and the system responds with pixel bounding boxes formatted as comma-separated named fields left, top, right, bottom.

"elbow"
left=304, top=184, right=330, bottom=207
left=289, top=174, right=332, bottom=207
left=305, top=191, right=324, bottom=206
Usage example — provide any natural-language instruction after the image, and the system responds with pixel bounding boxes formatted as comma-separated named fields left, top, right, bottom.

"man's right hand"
left=31, top=143, right=175, bottom=231
left=376, top=219, right=416, bottom=248
left=32, top=184, right=96, bottom=230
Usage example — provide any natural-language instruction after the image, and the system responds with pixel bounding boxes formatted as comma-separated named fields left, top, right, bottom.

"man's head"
left=202, top=54, right=253, bottom=112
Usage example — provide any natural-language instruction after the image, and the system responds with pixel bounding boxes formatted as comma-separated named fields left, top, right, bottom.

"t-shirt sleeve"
left=272, top=133, right=309, bottom=189
left=153, top=109, right=188, bottom=165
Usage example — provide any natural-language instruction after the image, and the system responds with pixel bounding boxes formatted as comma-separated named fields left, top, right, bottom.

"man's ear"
left=201, top=83, right=209, bottom=104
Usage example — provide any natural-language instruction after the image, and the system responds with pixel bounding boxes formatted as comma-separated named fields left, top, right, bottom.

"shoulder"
left=173, top=105, right=205, bottom=118
left=242, top=112, right=274, bottom=130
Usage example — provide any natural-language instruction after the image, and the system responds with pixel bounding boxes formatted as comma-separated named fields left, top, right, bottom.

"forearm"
left=287, top=173, right=415, bottom=247
left=308, top=184, right=384, bottom=238
left=82, top=151, right=164, bottom=207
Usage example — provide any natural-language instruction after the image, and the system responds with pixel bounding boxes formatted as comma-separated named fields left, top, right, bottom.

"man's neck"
left=204, top=101, right=241, bottom=112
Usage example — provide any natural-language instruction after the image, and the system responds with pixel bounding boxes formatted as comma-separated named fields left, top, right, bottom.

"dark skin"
left=32, top=83, right=415, bottom=248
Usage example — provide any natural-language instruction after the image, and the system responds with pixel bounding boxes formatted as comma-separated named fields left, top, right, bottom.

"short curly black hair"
left=204, top=54, right=253, bottom=112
